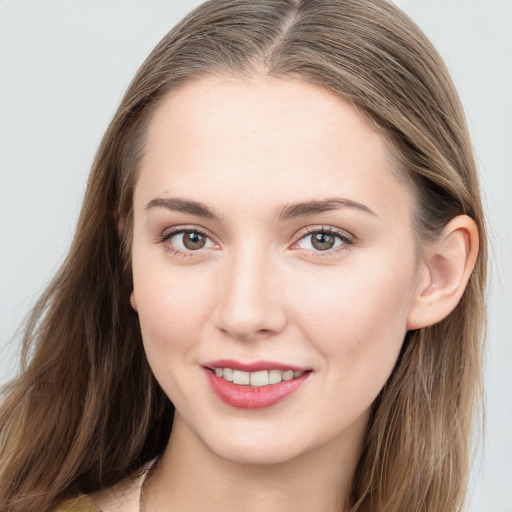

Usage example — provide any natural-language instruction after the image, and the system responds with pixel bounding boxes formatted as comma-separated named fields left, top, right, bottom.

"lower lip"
left=204, top=369, right=310, bottom=409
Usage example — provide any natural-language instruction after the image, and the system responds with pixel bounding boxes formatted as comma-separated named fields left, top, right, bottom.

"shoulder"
left=51, top=496, right=99, bottom=512
left=52, top=463, right=150, bottom=512
left=51, top=481, right=140, bottom=512
left=81, top=469, right=144, bottom=512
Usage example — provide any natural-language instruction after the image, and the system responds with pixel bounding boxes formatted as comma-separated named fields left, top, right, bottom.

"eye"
left=294, top=227, right=353, bottom=252
left=162, top=228, right=217, bottom=253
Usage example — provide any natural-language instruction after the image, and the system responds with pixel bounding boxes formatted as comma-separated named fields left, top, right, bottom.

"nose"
left=213, top=247, right=287, bottom=341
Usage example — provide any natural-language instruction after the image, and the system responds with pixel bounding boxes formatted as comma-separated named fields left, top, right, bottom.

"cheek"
left=133, top=271, right=216, bottom=409
left=294, top=257, right=417, bottom=384
left=132, top=264, right=212, bottom=363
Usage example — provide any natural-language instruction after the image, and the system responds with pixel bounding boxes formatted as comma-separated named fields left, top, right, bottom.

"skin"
left=91, top=75, right=478, bottom=512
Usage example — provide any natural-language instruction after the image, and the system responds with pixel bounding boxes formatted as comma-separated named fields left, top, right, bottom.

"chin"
left=193, top=422, right=309, bottom=466
left=212, top=440, right=304, bottom=466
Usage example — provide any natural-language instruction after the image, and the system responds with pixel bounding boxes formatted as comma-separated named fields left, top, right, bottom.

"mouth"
left=207, top=367, right=307, bottom=387
left=203, top=360, right=312, bottom=409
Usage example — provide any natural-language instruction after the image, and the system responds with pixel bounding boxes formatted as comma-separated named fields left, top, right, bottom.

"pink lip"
left=203, top=359, right=309, bottom=373
left=203, top=362, right=311, bottom=409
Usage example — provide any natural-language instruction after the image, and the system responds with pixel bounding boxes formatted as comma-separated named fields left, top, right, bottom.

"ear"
left=407, top=215, right=479, bottom=330
left=130, top=291, right=138, bottom=312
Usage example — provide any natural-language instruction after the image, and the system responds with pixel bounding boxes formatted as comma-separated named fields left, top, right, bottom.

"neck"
left=143, top=413, right=367, bottom=512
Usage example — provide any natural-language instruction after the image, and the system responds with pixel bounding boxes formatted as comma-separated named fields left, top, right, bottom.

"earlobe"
left=130, top=291, right=138, bottom=312
left=407, top=215, right=479, bottom=330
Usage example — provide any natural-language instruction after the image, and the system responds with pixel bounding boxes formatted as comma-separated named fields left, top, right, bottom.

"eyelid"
left=293, top=225, right=354, bottom=242
left=159, top=224, right=220, bottom=255
left=157, top=224, right=355, bottom=258
left=290, top=225, right=355, bottom=255
left=160, top=224, right=215, bottom=242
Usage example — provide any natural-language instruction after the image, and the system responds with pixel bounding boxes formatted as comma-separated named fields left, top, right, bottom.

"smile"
left=203, top=360, right=312, bottom=409
left=212, top=368, right=305, bottom=387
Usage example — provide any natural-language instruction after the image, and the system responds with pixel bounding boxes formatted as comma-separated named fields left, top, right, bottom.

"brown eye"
left=311, top=232, right=336, bottom=250
left=295, top=228, right=351, bottom=253
left=183, top=231, right=206, bottom=250
left=164, top=229, right=216, bottom=252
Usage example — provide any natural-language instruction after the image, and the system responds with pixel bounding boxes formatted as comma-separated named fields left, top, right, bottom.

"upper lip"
left=203, top=359, right=311, bottom=373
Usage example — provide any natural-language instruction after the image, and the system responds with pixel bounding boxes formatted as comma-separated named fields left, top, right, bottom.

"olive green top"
left=52, top=496, right=99, bottom=512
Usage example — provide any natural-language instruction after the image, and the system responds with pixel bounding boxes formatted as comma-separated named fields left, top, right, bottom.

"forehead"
left=136, top=75, right=412, bottom=220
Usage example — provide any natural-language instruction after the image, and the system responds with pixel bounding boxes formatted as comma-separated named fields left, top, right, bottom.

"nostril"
left=219, top=327, right=278, bottom=341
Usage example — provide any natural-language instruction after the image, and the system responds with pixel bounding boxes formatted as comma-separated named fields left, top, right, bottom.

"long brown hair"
left=0, top=1, right=487, bottom=511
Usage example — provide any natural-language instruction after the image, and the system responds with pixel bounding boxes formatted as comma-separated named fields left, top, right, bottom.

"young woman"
left=0, top=1, right=487, bottom=511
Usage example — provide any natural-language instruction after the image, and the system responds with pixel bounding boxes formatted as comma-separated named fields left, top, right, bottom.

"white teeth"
left=233, top=370, right=250, bottom=385
left=250, top=370, right=269, bottom=387
left=268, top=369, right=282, bottom=384
left=282, top=370, right=294, bottom=381
left=213, top=368, right=305, bottom=387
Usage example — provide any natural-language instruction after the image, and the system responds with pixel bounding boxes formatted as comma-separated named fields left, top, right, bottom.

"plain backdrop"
left=0, top=1, right=510, bottom=510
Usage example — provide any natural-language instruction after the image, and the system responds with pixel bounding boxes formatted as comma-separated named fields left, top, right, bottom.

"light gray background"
left=0, top=1, right=510, bottom=510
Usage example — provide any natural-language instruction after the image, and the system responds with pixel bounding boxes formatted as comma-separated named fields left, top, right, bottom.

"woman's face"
left=131, top=75, right=424, bottom=465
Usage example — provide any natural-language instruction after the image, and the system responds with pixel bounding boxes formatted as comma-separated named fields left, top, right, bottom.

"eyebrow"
left=145, top=196, right=376, bottom=221
left=145, top=197, right=220, bottom=220
left=277, top=197, right=377, bottom=220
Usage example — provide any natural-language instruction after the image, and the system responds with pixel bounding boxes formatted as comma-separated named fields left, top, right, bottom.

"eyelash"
left=160, top=225, right=215, bottom=258
left=292, top=226, right=355, bottom=258
left=159, top=225, right=355, bottom=258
